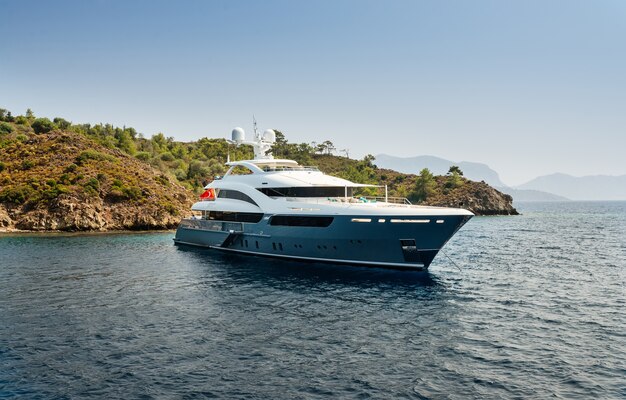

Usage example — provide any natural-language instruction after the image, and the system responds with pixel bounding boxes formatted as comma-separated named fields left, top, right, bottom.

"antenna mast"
left=253, top=115, right=259, bottom=140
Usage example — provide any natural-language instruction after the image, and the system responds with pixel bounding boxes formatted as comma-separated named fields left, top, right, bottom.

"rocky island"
left=0, top=109, right=516, bottom=232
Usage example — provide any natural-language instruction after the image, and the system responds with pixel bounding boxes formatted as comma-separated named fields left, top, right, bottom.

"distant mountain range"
left=494, top=187, right=569, bottom=202
left=517, top=173, right=626, bottom=201
left=375, top=154, right=625, bottom=201
left=375, top=154, right=507, bottom=186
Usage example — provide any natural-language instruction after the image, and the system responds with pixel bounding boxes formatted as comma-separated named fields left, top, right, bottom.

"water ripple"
left=0, top=201, right=624, bottom=399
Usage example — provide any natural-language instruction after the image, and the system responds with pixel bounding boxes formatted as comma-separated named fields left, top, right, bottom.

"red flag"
left=200, top=188, right=215, bottom=200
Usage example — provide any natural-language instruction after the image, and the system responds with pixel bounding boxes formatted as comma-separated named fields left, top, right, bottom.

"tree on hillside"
left=447, top=165, right=463, bottom=176
left=273, top=130, right=287, bottom=145
left=412, top=168, right=437, bottom=202
left=335, top=155, right=378, bottom=195
left=25, top=108, right=35, bottom=123
left=315, top=140, right=336, bottom=155
left=446, top=165, right=464, bottom=189
left=151, top=133, right=167, bottom=153
left=53, top=117, right=71, bottom=130
left=115, top=129, right=136, bottom=155
left=362, top=154, right=376, bottom=167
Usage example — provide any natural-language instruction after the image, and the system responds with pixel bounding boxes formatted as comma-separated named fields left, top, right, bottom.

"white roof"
left=219, top=158, right=376, bottom=188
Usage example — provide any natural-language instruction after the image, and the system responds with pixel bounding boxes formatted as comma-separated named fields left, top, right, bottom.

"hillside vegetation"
left=0, top=108, right=516, bottom=231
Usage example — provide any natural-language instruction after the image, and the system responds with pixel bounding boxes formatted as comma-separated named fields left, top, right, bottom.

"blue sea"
left=0, top=201, right=624, bottom=399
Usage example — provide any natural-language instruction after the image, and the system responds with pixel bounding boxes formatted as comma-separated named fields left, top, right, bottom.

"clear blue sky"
left=1, top=0, right=625, bottom=185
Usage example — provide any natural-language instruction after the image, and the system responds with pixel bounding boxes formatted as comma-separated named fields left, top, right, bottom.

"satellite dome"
left=262, top=129, right=276, bottom=143
left=232, top=127, right=245, bottom=143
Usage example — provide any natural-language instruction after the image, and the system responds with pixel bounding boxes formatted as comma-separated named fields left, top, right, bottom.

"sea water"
left=0, top=202, right=624, bottom=399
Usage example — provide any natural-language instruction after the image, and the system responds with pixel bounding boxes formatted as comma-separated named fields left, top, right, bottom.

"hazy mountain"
left=375, top=154, right=506, bottom=187
left=374, top=154, right=573, bottom=202
left=496, top=187, right=569, bottom=202
left=516, top=173, right=626, bottom=201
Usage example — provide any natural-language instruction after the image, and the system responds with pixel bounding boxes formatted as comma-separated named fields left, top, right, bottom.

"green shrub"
left=0, top=122, right=13, bottom=135
left=84, top=178, right=100, bottom=196
left=42, top=184, right=69, bottom=200
left=75, top=150, right=116, bottom=165
left=135, top=151, right=151, bottom=161
left=160, top=152, right=175, bottom=162
left=156, top=174, right=170, bottom=187
left=32, top=118, right=57, bottom=134
left=0, top=185, right=34, bottom=204
left=21, top=160, right=34, bottom=170
left=0, top=162, right=4, bottom=172
left=122, top=186, right=142, bottom=200
left=59, top=173, right=70, bottom=184
left=159, top=201, right=179, bottom=216
left=174, top=168, right=187, bottom=181
left=14, top=116, right=29, bottom=125
left=53, top=117, right=71, bottom=130
left=107, top=183, right=143, bottom=202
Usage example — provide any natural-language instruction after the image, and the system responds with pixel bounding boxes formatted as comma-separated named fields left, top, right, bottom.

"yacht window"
left=217, top=189, right=258, bottom=206
left=206, top=211, right=264, bottom=223
left=351, top=218, right=371, bottom=223
left=229, top=165, right=254, bottom=175
left=257, top=186, right=354, bottom=198
left=269, top=215, right=334, bottom=227
left=390, top=219, right=430, bottom=224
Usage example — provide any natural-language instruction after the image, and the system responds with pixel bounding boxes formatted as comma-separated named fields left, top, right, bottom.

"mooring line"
left=441, top=249, right=462, bottom=272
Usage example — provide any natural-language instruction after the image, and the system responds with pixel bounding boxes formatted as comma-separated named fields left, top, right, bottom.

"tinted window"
left=269, top=215, right=334, bottom=227
left=257, top=187, right=354, bottom=198
left=217, top=189, right=258, bottom=206
left=206, top=211, right=263, bottom=223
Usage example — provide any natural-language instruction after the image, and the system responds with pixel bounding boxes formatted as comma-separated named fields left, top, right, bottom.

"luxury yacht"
left=174, top=127, right=473, bottom=270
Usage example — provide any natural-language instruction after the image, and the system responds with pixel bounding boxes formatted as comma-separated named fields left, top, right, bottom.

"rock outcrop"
left=423, top=179, right=518, bottom=215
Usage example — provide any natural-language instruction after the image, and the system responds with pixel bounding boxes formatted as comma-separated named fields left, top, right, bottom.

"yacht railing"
left=283, top=196, right=412, bottom=205
left=362, top=196, right=412, bottom=205
left=261, top=166, right=320, bottom=172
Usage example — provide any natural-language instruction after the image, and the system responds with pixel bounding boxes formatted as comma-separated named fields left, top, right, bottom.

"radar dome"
left=262, top=129, right=276, bottom=143
left=232, top=127, right=245, bottom=143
